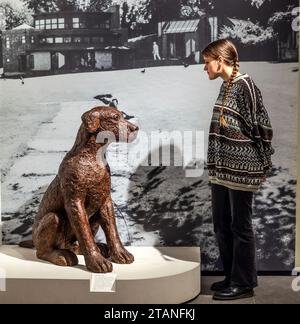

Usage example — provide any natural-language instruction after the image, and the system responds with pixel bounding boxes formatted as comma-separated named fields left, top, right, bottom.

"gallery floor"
left=189, top=276, right=300, bottom=304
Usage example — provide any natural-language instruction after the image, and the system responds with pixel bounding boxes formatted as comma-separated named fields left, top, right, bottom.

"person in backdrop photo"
left=152, top=41, right=161, bottom=60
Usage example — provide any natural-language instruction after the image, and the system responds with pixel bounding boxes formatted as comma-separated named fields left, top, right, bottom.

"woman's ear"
left=217, top=56, right=223, bottom=71
left=217, top=56, right=224, bottom=65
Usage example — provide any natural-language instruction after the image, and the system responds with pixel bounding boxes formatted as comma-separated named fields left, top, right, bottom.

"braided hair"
left=220, top=59, right=240, bottom=127
left=202, top=39, right=240, bottom=127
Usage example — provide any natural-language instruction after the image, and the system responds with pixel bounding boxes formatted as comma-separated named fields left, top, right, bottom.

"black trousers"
left=211, top=183, right=258, bottom=288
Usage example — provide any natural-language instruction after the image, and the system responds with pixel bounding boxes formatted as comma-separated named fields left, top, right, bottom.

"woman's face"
left=203, top=55, right=221, bottom=80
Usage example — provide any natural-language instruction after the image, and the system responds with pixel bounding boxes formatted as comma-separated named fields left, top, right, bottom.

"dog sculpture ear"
left=81, top=109, right=101, bottom=133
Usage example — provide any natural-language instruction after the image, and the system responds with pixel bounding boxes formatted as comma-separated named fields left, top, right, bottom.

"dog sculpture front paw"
left=110, top=247, right=134, bottom=264
left=86, top=252, right=113, bottom=273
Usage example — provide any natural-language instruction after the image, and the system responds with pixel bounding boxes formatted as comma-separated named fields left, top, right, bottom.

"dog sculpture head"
left=81, top=107, right=139, bottom=143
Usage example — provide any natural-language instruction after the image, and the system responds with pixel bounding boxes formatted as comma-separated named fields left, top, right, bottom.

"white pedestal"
left=0, top=245, right=200, bottom=304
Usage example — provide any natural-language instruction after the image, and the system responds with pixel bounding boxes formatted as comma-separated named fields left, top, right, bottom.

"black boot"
left=213, top=286, right=254, bottom=301
left=210, top=279, right=231, bottom=292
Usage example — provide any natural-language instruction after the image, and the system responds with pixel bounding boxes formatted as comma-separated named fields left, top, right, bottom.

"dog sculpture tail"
left=19, top=240, right=34, bottom=248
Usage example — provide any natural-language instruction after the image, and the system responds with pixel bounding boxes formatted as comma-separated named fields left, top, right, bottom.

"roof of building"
left=128, top=34, right=156, bottom=43
left=162, top=19, right=201, bottom=34
left=227, top=17, right=248, bottom=26
left=32, top=11, right=112, bottom=18
left=13, top=23, right=34, bottom=30
left=105, top=45, right=130, bottom=50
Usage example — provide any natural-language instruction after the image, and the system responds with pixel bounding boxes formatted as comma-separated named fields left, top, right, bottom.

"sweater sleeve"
left=239, top=79, right=275, bottom=174
left=251, top=83, right=275, bottom=174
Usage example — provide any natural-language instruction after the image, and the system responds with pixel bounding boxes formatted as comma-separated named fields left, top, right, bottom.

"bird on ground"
left=94, top=94, right=113, bottom=103
left=20, top=76, right=25, bottom=84
left=109, top=98, right=118, bottom=109
left=93, top=95, right=135, bottom=120
left=94, top=94, right=116, bottom=106
left=141, top=69, right=146, bottom=73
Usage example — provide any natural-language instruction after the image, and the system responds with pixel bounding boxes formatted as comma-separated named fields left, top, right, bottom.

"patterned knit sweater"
left=207, top=73, right=274, bottom=192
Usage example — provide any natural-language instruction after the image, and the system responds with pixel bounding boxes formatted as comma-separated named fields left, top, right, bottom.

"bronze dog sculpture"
left=20, top=107, right=139, bottom=273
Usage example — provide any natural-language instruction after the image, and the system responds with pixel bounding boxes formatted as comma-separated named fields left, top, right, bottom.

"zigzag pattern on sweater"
left=207, top=74, right=274, bottom=192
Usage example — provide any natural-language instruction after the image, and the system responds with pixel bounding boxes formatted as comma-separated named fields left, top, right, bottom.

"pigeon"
left=94, top=94, right=115, bottom=106
left=96, top=97, right=110, bottom=105
left=94, top=95, right=135, bottom=120
left=123, top=112, right=135, bottom=120
left=183, top=63, right=189, bottom=68
left=109, top=99, right=135, bottom=120
left=94, top=94, right=113, bottom=101
left=109, top=98, right=118, bottom=109
left=141, top=69, right=146, bottom=73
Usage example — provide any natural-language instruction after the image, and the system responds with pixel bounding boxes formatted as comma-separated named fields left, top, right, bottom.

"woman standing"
left=202, top=39, right=274, bottom=301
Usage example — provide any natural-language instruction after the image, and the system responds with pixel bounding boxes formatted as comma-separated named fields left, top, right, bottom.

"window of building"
left=51, top=18, right=58, bottom=29
left=97, top=20, right=110, bottom=29
left=46, top=19, right=51, bottom=30
left=35, top=20, right=40, bottom=29
left=31, top=36, right=35, bottom=44
left=55, top=37, right=63, bottom=43
left=73, top=17, right=79, bottom=29
left=92, top=36, right=104, bottom=44
left=21, top=35, right=26, bottom=44
left=40, top=19, right=45, bottom=29
left=83, top=36, right=90, bottom=43
left=73, top=37, right=81, bottom=43
left=58, top=18, right=65, bottom=29
left=64, top=37, right=72, bottom=43
left=35, top=19, right=47, bottom=29
left=46, top=37, right=54, bottom=43
left=29, top=55, right=34, bottom=70
left=6, top=37, right=10, bottom=49
left=80, top=20, right=87, bottom=29
left=92, top=21, right=110, bottom=29
left=91, top=22, right=99, bottom=28
left=36, top=18, right=62, bottom=30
